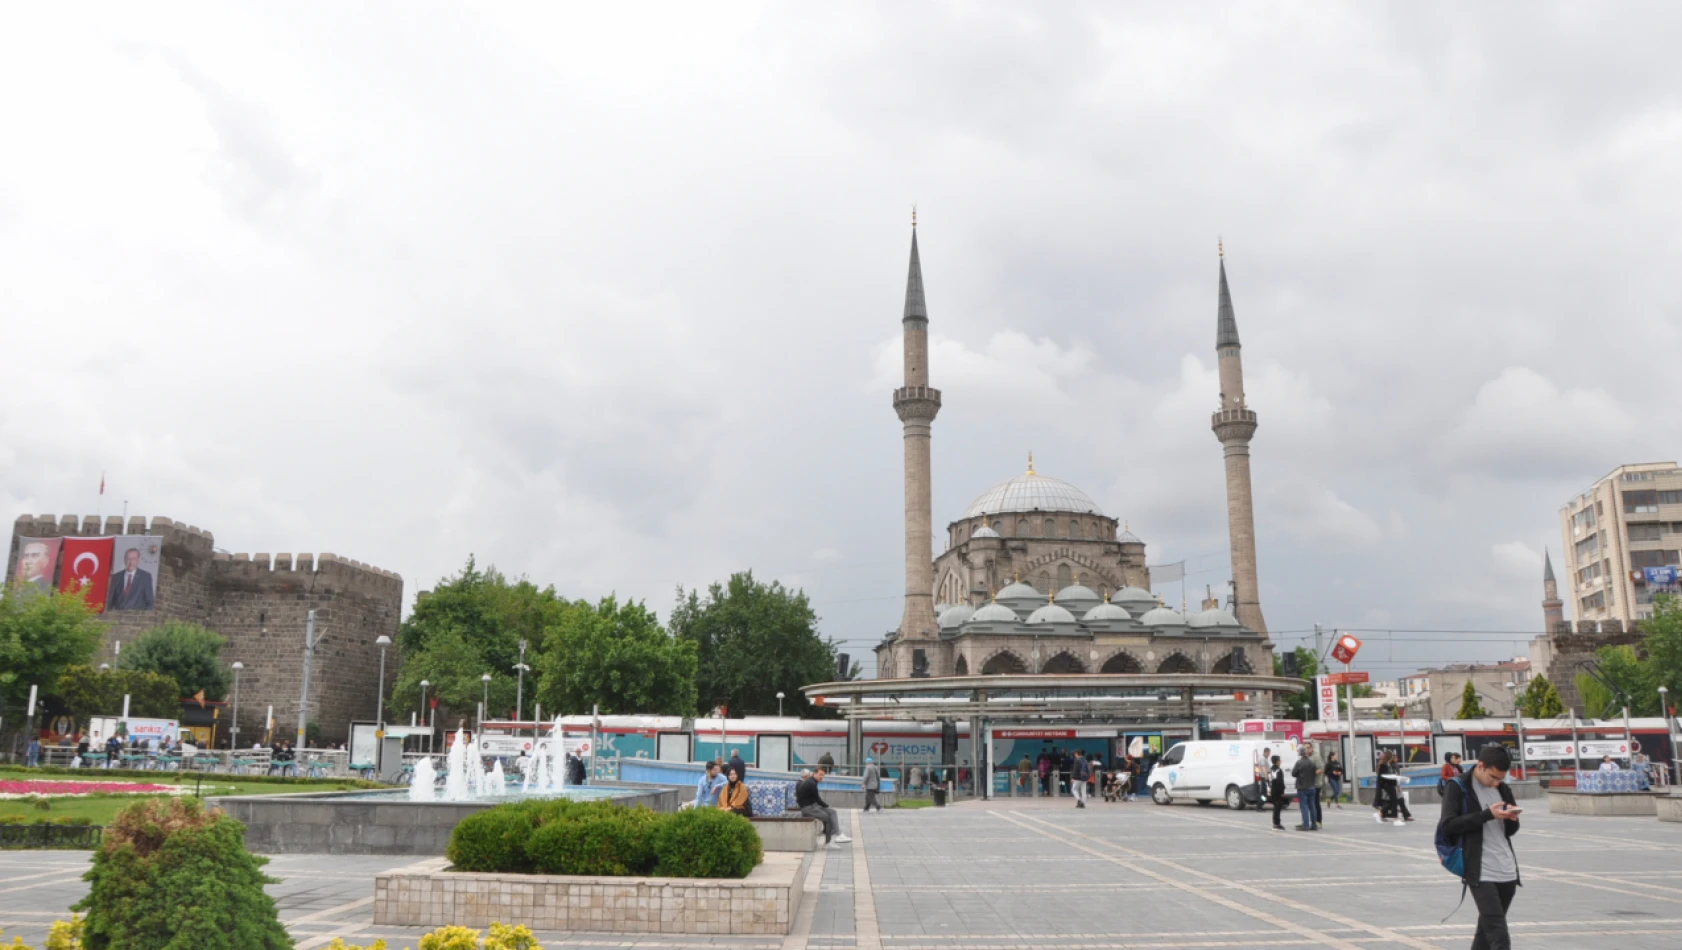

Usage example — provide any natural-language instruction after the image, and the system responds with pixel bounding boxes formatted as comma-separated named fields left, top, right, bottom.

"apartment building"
left=1559, top=462, right=1682, bottom=627
left=1398, top=660, right=1531, bottom=721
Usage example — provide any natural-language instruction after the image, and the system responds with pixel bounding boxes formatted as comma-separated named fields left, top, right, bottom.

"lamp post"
left=776, top=691, right=785, bottom=717
left=231, top=662, right=244, bottom=750
left=515, top=639, right=528, bottom=722
left=1506, top=681, right=1525, bottom=779
left=420, top=680, right=430, bottom=754
left=1660, top=685, right=1673, bottom=784
left=481, top=673, right=492, bottom=729
left=374, top=636, right=391, bottom=733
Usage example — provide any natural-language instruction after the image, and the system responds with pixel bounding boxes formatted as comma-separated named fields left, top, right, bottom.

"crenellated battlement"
left=14, top=513, right=212, bottom=540
left=210, top=549, right=401, bottom=582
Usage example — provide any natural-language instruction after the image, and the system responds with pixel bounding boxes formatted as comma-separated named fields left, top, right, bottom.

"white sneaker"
left=826, top=841, right=839, bottom=849
left=832, top=833, right=853, bottom=843
left=1393, top=820, right=1406, bottom=827
left=1374, top=813, right=1383, bottom=823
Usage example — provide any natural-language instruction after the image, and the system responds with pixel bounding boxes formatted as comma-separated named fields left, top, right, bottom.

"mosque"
left=875, top=224, right=1275, bottom=685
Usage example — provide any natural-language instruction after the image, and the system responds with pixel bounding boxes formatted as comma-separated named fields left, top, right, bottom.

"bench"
left=749, top=816, right=824, bottom=852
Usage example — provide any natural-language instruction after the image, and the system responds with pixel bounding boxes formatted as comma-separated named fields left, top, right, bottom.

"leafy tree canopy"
left=670, top=571, right=838, bottom=717
left=57, top=665, right=181, bottom=722
left=0, top=584, right=106, bottom=719
left=1272, top=647, right=1318, bottom=720
left=1455, top=679, right=1490, bottom=719
left=1641, top=594, right=1682, bottom=704
left=1517, top=674, right=1565, bottom=718
left=119, top=622, right=230, bottom=699
left=534, top=595, right=697, bottom=717
left=1579, top=644, right=1659, bottom=717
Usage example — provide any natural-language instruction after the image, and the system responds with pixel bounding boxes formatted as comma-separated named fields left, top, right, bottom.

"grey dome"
left=968, top=602, right=1019, bottom=624
left=971, top=524, right=1000, bottom=538
left=1055, top=584, right=1100, bottom=604
left=997, top=581, right=1044, bottom=601
left=1188, top=607, right=1240, bottom=629
left=939, top=604, right=976, bottom=628
left=1027, top=603, right=1078, bottom=624
left=1118, top=527, right=1143, bottom=544
left=1114, top=586, right=1156, bottom=604
left=1139, top=606, right=1185, bottom=626
left=964, top=471, right=1103, bottom=517
left=1082, top=602, right=1132, bottom=622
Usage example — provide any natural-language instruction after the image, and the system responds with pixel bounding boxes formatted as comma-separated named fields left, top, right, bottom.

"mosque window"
left=992, top=520, right=1002, bottom=534
left=1057, top=565, right=1073, bottom=589
left=1016, top=518, right=1029, bottom=537
left=1037, top=570, right=1051, bottom=593
left=1068, top=520, right=1080, bottom=539
left=1043, top=518, right=1055, bottom=537
left=1088, top=522, right=1098, bottom=540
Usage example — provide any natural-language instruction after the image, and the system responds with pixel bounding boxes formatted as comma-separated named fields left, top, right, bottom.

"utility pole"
left=296, top=610, right=318, bottom=749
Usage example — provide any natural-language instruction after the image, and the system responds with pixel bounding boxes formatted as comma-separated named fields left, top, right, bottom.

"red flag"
left=59, top=537, right=114, bottom=613
left=99, top=473, right=105, bottom=496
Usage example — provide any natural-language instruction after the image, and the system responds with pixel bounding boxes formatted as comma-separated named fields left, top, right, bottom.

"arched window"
left=1057, top=564, right=1073, bottom=589
left=955, top=526, right=965, bottom=546
left=1040, top=652, right=1087, bottom=674
left=1088, top=522, right=1099, bottom=539
left=1100, top=652, right=1142, bottom=674
left=992, top=520, right=1003, bottom=534
left=981, top=652, right=1027, bottom=675
left=1068, top=520, right=1080, bottom=538
left=1043, top=518, right=1056, bottom=537
left=955, top=656, right=970, bottom=676
left=1037, top=570, right=1051, bottom=593
left=1016, top=518, right=1029, bottom=537
left=1157, top=654, right=1197, bottom=674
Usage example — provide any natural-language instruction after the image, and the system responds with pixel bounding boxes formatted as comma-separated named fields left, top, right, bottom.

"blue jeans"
left=1328, top=778, right=1342, bottom=803
left=1298, top=787, right=1319, bottom=828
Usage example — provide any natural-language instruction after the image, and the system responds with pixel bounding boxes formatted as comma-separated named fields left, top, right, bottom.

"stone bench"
left=749, top=816, right=823, bottom=852
left=1657, top=794, right=1682, bottom=823
left=1547, top=789, right=1661, bottom=816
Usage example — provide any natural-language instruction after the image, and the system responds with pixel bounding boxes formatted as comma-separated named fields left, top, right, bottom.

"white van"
left=1146, top=739, right=1276, bottom=809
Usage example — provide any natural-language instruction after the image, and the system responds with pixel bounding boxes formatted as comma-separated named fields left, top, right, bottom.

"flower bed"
left=0, top=779, right=180, bottom=798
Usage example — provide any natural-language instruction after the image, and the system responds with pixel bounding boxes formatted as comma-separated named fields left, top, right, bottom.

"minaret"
left=1210, top=243, right=1268, bottom=634
left=893, top=213, right=942, bottom=665
left=1542, top=549, right=1564, bottom=633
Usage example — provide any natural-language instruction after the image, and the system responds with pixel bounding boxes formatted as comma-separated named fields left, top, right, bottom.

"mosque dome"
left=1055, top=584, right=1100, bottom=604
left=1081, top=602, right=1132, bottom=622
left=1117, top=523, right=1143, bottom=544
left=1026, top=603, right=1077, bottom=625
left=1114, top=586, right=1156, bottom=606
left=1139, top=605, right=1185, bottom=626
left=939, top=604, right=976, bottom=628
left=968, top=602, right=1019, bottom=624
left=996, top=581, right=1044, bottom=601
left=971, top=524, right=1000, bottom=538
left=963, top=458, right=1103, bottom=517
left=1188, top=607, right=1240, bottom=629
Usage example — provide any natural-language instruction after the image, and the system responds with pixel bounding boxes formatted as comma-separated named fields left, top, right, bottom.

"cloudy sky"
left=4, top=4, right=1679, bottom=679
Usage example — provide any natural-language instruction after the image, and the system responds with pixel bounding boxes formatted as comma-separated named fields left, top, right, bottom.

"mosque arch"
left=991, top=520, right=1003, bottom=534
left=1037, top=570, right=1051, bottom=593
left=1039, top=652, right=1087, bottom=675
left=1156, top=652, right=1198, bottom=674
left=954, top=655, right=970, bottom=675
left=1056, top=564, right=1073, bottom=589
left=1210, top=652, right=1235, bottom=675
left=1088, top=522, right=1099, bottom=540
left=1043, top=518, right=1056, bottom=537
left=1068, top=519, right=1080, bottom=538
left=979, top=650, right=1029, bottom=675
left=1016, top=518, right=1029, bottom=537
left=1099, top=651, right=1143, bottom=674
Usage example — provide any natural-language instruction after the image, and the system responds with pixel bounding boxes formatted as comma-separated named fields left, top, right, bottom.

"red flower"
left=1, top=780, right=176, bottom=796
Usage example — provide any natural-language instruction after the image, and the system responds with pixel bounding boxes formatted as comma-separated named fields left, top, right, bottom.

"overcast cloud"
left=4, top=4, right=1679, bottom=679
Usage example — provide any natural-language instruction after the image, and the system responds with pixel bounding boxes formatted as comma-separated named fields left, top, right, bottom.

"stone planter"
left=749, top=817, right=822, bottom=852
left=1547, top=789, right=1660, bottom=816
left=374, top=852, right=808, bottom=935
left=1657, top=794, right=1682, bottom=823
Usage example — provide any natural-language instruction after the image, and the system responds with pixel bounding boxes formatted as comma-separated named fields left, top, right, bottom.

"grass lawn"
left=0, top=768, right=369, bottom=826
left=891, top=799, right=935, bottom=809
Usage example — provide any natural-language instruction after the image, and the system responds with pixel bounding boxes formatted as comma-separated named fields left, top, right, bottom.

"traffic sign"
left=1330, top=633, right=1362, bottom=665
left=1323, top=671, right=1370, bottom=686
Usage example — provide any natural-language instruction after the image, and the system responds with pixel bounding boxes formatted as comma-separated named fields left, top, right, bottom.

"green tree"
left=1640, top=593, right=1682, bottom=704
left=394, top=558, right=567, bottom=724
left=1578, top=644, right=1658, bottom=717
left=1455, top=679, right=1490, bottom=719
left=1271, top=647, right=1318, bottom=720
left=0, top=583, right=106, bottom=721
left=56, top=665, right=181, bottom=722
left=534, top=596, right=697, bottom=716
left=1517, top=674, right=1565, bottom=718
left=119, top=622, right=230, bottom=699
left=670, top=572, right=838, bottom=718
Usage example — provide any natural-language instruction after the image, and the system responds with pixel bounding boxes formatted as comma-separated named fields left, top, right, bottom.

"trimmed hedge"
left=6, top=765, right=384, bottom=789
left=447, top=801, right=761, bottom=879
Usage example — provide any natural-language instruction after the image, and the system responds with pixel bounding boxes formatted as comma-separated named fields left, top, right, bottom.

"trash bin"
left=932, top=786, right=947, bottom=807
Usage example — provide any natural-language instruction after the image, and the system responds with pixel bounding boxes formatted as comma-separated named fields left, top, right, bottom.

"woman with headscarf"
left=721, top=765, right=752, bottom=816
left=1374, top=750, right=1412, bottom=825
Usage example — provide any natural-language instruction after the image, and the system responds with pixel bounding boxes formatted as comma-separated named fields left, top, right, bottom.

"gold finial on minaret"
left=1218, top=236, right=1224, bottom=258
left=912, top=205, right=917, bottom=229
left=1026, top=452, right=1036, bottom=476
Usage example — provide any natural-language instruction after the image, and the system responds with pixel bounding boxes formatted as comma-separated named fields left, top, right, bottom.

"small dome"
left=1114, top=586, right=1155, bottom=604
left=971, top=524, right=1000, bottom=538
left=939, top=604, right=976, bottom=628
left=1118, top=528, right=1143, bottom=544
left=968, top=602, right=1019, bottom=624
left=1027, top=603, right=1077, bottom=625
left=997, top=581, right=1044, bottom=601
left=1082, top=602, right=1132, bottom=622
left=1139, top=606, right=1185, bottom=626
left=1055, top=584, right=1100, bottom=603
left=1188, top=607, right=1240, bottom=629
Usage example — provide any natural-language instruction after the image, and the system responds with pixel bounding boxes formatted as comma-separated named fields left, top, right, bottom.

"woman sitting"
left=721, top=766, right=752, bottom=817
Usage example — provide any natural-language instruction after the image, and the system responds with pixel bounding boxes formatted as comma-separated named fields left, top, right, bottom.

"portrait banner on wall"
left=107, top=536, right=161, bottom=611
left=59, top=537, right=115, bottom=611
left=12, top=537, right=62, bottom=593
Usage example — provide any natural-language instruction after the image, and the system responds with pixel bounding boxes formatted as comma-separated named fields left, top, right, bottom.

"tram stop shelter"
left=802, top=672, right=1309, bottom=800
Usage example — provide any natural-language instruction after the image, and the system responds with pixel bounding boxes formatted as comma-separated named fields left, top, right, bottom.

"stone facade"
left=7, top=514, right=401, bottom=744
left=1540, top=620, right=1646, bottom=714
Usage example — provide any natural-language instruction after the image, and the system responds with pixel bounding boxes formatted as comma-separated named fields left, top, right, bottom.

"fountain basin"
left=217, top=785, right=681, bottom=855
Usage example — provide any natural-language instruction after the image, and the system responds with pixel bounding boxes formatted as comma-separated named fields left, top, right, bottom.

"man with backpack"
left=1437, top=745, right=1522, bottom=950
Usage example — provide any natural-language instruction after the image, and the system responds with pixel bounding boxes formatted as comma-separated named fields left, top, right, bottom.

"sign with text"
left=1330, top=633, right=1363, bottom=665
left=1315, top=676, right=1341, bottom=722
left=1323, top=671, right=1370, bottom=686
left=997, top=729, right=1075, bottom=739
left=1579, top=739, right=1630, bottom=758
left=1522, top=741, right=1575, bottom=759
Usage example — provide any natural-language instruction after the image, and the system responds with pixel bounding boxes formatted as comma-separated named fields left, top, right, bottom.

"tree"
left=670, top=572, right=838, bottom=718
left=1455, top=679, right=1490, bottom=719
left=1578, top=644, right=1658, bottom=717
left=1272, top=647, right=1318, bottom=720
left=0, top=583, right=106, bottom=721
left=1517, top=674, right=1565, bottom=718
left=1641, top=593, right=1682, bottom=706
left=119, top=622, right=230, bottom=699
left=394, top=558, right=567, bottom=724
left=534, top=596, right=697, bottom=716
left=56, top=665, right=181, bottom=722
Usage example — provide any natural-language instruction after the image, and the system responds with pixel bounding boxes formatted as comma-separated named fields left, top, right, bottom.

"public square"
left=3, top=798, right=1679, bottom=949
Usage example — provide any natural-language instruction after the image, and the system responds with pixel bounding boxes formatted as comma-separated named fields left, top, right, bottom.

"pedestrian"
left=720, top=765, right=752, bottom=816
left=1325, top=752, right=1345, bottom=808
left=1438, top=744, right=1522, bottom=950
left=1268, top=755, right=1288, bottom=830
left=1375, top=751, right=1412, bottom=825
left=727, top=748, right=746, bottom=781
left=1598, top=755, right=1620, bottom=772
left=1017, top=754, right=1032, bottom=794
left=1291, top=746, right=1320, bottom=831
left=1037, top=752, right=1051, bottom=796
left=691, top=761, right=726, bottom=809
left=1072, top=750, right=1090, bottom=809
left=862, top=756, right=882, bottom=812
left=25, top=736, right=41, bottom=768
left=796, top=767, right=851, bottom=848
left=1255, top=747, right=1273, bottom=811
left=818, top=751, right=835, bottom=771
left=1059, top=749, right=1073, bottom=796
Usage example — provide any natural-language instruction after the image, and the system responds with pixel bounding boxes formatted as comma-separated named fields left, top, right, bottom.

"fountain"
left=409, top=757, right=437, bottom=802
left=406, top=718, right=579, bottom=803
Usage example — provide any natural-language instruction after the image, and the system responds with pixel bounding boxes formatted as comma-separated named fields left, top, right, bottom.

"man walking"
left=862, top=756, right=882, bottom=812
left=796, top=767, right=851, bottom=848
left=1439, top=745, right=1522, bottom=950
left=1291, top=746, right=1320, bottom=831
left=1072, top=750, right=1090, bottom=809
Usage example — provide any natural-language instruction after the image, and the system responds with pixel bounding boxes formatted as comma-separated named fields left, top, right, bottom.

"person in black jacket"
left=796, top=767, right=850, bottom=848
left=1267, top=755, right=1288, bottom=830
left=1438, top=745, right=1522, bottom=950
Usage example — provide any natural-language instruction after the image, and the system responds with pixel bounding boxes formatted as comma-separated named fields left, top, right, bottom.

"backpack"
left=1433, top=774, right=1476, bottom=877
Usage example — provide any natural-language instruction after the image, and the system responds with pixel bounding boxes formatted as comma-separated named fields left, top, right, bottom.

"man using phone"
left=1438, top=745, right=1522, bottom=950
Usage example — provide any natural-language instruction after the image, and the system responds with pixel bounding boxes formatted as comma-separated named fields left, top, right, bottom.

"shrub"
left=72, top=798, right=289, bottom=949
left=324, top=923, right=539, bottom=950
left=447, top=807, right=536, bottom=873
left=527, top=811, right=656, bottom=876
left=650, top=807, right=761, bottom=879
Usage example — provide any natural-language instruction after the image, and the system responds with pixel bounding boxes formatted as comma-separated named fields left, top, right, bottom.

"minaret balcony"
left=1210, top=408, right=1258, bottom=442
left=894, top=386, right=942, bottom=423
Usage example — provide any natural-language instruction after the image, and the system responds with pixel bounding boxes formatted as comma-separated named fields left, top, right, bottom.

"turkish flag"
left=59, top=537, right=114, bottom=612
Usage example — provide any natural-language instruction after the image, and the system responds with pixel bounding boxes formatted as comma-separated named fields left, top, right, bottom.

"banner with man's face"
left=107, top=536, right=162, bottom=611
left=12, top=537, right=62, bottom=592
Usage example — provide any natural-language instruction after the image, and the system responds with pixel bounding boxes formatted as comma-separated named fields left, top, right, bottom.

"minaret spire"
left=1542, top=548, right=1564, bottom=633
left=891, top=216, right=943, bottom=674
left=1210, top=245, right=1268, bottom=635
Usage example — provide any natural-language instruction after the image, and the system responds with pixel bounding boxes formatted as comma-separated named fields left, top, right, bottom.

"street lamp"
left=481, top=673, right=492, bottom=728
left=515, top=639, right=528, bottom=722
left=1661, top=686, right=1674, bottom=784
left=776, top=691, right=785, bottom=717
left=374, top=636, right=391, bottom=733
left=231, top=662, right=244, bottom=750
left=420, top=680, right=430, bottom=754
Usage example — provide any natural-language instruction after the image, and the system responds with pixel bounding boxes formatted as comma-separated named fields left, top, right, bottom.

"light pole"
left=776, top=691, right=785, bottom=717
left=296, top=609, right=319, bottom=750
left=1660, top=685, right=1673, bottom=784
left=481, top=673, right=492, bottom=729
left=231, top=662, right=244, bottom=750
left=515, top=639, right=528, bottom=721
left=375, top=636, right=391, bottom=733
left=1506, top=681, right=1524, bottom=779
left=420, top=680, right=430, bottom=754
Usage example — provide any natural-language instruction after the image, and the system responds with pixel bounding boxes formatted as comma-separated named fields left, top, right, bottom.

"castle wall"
left=9, top=515, right=402, bottom=745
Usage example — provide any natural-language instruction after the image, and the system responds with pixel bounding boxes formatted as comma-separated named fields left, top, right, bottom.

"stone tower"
left=1210, top=246, right=1268, bottom=634
left=892, top=217, right=942, bottom=673
left=1542, top=549, right=1565, bottom=632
